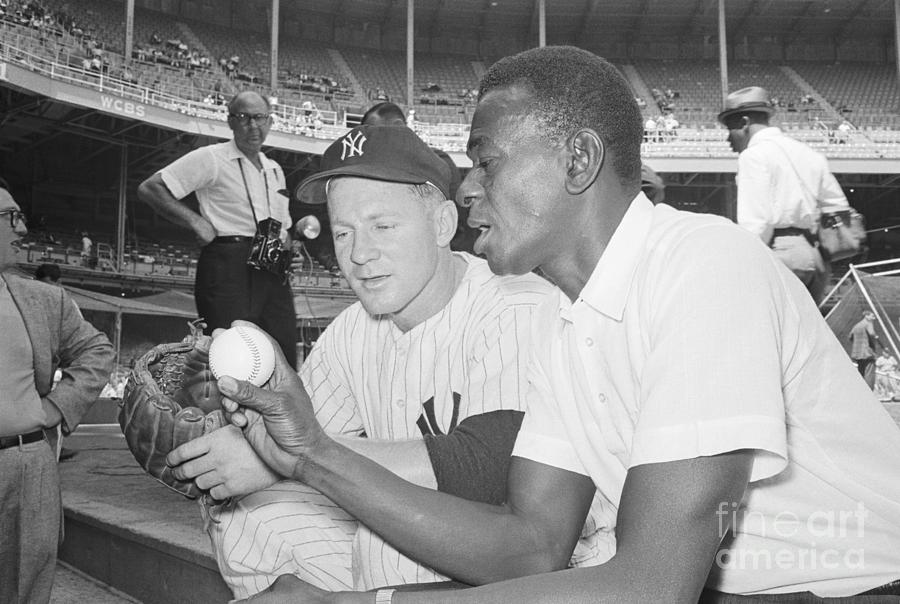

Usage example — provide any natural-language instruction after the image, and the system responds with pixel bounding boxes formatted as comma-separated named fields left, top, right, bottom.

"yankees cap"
left=293, top=125, right=452, bottom=204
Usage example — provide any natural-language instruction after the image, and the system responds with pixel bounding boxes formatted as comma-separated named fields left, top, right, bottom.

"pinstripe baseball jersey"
left=301, top=252, right=551, bottom=443
left=209, top=252, right=613, bottom=597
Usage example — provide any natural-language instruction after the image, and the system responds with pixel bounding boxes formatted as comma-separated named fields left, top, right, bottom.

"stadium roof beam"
left=477, top=0, right=493, bottom=51
left=630, top=0, right=652, bottom=41
left=575, top=0, right=600, bottom=46
left=783, top=1, right=818, bottom=46
left=0, top=98, right=44, bottom=126
left=428, top=0, right=447, bottom=43
left=380, top=0, right=399, bottom=30
left=728, top=0, right=764, bottom=39
left=830, top=0, right=873, bottom=43
left=680, top=0, right=710, bottom=39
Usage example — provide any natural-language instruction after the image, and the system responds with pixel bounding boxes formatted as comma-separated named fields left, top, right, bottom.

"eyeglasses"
left=0, top=209, right=26, bottom=228
left=229, top=112, right=272, bottom=126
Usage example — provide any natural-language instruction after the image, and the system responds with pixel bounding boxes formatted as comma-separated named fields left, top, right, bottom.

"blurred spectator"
left=80, top=231, right=92, bottom=267
left=837, top=118, right=854, bottom=144
left=643, top=116, right=657, bottom=143
left=850, top=310, right=880, bottom=389
left=875, top=348, right=899, bottom=400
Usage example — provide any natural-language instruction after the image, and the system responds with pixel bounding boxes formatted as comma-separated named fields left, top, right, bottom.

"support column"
left=270, top=0, right=280, bottom=94
left=718, top=0, right=729, bottom=104
left=895, top=0, right=900, bottom=90
left=116, top=144, right=127, bottom=273
left=124, top=0, right=134, bottom=65
left=407, top=0, right=414, bottom=111
left=538, top=0, right=545, bottom=47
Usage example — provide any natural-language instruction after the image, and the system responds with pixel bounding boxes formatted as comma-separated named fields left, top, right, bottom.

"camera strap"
left=237, top=157, right=271, bottom=236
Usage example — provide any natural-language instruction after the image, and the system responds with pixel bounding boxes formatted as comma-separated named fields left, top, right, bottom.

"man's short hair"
left=361, top=102, right=406, bottom=125
left=722, top=111, right=770, bottom=130
left=478, top=46, right=643, bottom=187
left=35, top=263, right=61, bottom=283
left=227, top=91, right=271, bottom=113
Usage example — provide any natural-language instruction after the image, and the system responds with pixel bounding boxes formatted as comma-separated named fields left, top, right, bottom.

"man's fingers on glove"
left=166, top=427, right=214, bottom=469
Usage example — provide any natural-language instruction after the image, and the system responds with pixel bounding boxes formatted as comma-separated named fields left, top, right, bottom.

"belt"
left=0, top=429, right=46, bottom=450
left=772, top=227, right=816, bottom=246
left=212, top=236, right=253, bottom=243
left=772, top=227, right=813, bottom=238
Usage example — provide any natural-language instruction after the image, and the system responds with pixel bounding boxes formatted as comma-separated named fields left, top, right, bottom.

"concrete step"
left=58, top=425, right=232, bottom=604
left=52, top=561, right=142, bottom=604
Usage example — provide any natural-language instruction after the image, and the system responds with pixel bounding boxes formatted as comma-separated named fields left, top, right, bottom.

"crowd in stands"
left=132, top=31, right=212, bottom=74
left=280, top=69, right=350, bottom=97
left=0, top=0, right=112, bottom=73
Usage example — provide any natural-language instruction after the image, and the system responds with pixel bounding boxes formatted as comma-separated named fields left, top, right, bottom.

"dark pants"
left=196, top=240, right=297, bottom=369
left=855, top=357, right=876, bottom=389
left=700, top=578, right=900, bottom=602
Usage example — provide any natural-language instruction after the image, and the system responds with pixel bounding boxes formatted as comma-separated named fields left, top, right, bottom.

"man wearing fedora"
left=719, top=86, right=849, bottom=303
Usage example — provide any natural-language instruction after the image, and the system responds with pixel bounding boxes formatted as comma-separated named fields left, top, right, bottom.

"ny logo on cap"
left=341, top=131, right=367, bottom=161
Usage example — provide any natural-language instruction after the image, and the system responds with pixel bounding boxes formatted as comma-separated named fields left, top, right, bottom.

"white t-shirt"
left=159, top=140, right=290, bottom=240
left=513, top=194, right=900, bottom=597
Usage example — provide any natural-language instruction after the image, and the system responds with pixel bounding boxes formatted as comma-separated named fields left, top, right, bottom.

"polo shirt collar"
left=226, top=140, right=269, bottom=167
left=747, top=126, right=782, bottom=149
left=570, top=192, right=653, bottom=322
left=225, top=139, right=246, bottom=160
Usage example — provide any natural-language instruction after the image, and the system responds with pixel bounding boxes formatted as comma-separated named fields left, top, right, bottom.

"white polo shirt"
left=159, top=140, right=290, bottom=240
left=512, top=194, right=900, bottom=596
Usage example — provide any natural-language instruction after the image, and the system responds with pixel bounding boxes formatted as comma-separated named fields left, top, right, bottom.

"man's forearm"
left=137, top=176, right=208, bottom=234
left=333, top=434, right=436, bottom=489
left=295, top=439, right=560, bottom=585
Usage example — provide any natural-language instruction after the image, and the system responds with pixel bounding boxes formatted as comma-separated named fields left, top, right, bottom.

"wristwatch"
left=375, top=588, right=397, bottom=603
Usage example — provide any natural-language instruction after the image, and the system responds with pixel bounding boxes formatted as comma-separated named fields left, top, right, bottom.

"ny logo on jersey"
left=340, top=131, right=367, bottom=160
left=417, top=392, right=462, bottom=436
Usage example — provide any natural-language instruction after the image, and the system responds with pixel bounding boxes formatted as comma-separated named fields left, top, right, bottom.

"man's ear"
left=434, top=199, right=459, bottom=248
left=566, top=129, right=604, bottom=195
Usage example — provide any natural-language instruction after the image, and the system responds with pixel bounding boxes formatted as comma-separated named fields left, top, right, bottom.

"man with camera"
left=138, top=90, right=298, bottom=368
left=719, top=86, right=849, bottom=304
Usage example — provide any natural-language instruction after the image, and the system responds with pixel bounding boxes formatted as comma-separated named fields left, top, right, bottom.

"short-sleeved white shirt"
left=736, top=127, right=848, bottom=243
left=301, top=253, right=614, bottom=587
left=158, top=140, right=290, bottom=240
left=513, top=194, right=900, bottom=597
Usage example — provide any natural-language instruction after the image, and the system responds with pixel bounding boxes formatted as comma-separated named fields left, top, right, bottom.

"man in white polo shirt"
left=137, top=91, right=297, bottom=367
left=214, top=47, right=900, bottom=603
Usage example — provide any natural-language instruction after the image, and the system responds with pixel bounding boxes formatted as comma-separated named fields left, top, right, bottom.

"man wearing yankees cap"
left=167, top=125, right=612, bottom=598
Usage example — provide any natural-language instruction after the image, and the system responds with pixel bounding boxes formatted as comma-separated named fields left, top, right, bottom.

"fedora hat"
left=717, top=86, right=775, bottom=124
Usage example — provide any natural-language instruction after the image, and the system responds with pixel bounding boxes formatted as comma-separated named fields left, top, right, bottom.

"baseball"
left=208, top=325, right=276, bottom=386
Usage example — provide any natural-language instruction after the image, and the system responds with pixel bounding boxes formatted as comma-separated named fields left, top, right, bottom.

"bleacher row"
left=5, top=0, right=900, bottom=133
left=18, top=228, right=345, bottom=288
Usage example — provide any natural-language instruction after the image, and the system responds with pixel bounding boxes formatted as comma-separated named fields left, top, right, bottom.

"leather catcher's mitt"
left=119, top=335, right=227, bottom=498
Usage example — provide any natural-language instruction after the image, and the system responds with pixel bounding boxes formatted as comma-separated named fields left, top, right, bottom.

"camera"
left=247, top=218, right=292, bottom=277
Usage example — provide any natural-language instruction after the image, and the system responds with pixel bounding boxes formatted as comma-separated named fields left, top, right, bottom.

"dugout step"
left=58, top=425, right=231, bottom=604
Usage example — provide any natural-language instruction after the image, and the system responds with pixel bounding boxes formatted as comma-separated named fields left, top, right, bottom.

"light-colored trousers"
left=0, top=437, right=61, bottom=604
left=205, top=480, right=450, bottom=600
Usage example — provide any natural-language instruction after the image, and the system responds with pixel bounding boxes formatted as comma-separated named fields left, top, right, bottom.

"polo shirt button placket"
left=597, top=393, right=607, bottom=403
